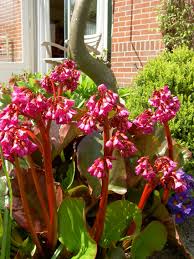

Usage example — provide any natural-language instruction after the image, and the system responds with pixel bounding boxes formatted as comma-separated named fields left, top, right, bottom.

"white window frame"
left=0, top=0, right=34, bottom=82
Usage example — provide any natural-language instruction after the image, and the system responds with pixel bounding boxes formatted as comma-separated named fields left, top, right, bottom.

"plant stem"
left=14, top=156, right=44, bottom=256
left=138, top=183, right=153, bottom=210
left=91, top=118, right=110, bottom=243
left=0, top=208, right=11, bottom=259
left=27, top=155, right=50, bottom=230
left=37, top=118, right=57, bottom=249
left=162, top=122, right=174, bottom=204
left=163, top=122, right=173, bottom=160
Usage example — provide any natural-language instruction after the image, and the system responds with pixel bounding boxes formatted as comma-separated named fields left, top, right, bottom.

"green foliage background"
left=158, top=0, right=194, bottom=50
left=121, top=46, right=194, bottom=172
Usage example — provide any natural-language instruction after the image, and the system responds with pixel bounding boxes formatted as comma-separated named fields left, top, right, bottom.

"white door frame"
left=0, top=0, right=34, bottom=82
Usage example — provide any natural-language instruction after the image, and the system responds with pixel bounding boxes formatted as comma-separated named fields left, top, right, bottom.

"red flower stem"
left=92, top=118, right=110, bottom=243
left=57, top=84, right=63, bottom=97
left=162, top=122, right=174, bottom=204
left=14, top=156, right=44, bottom=256
left=163, top=122, right=173, bottom=160
left=27, top=155, right=50, bottom=229
left=37, top=118, right=57, bottom=249
left=138, top=183, right=153, bottom=210
left=20, top=128, right=44, bottom=154
left=51, top=80, right=57, bottom=99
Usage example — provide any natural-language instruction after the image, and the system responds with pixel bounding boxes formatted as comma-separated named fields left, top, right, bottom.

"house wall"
left=111, top=0, right=164, bottom=87
left=0, top=0, right=22, bottom=62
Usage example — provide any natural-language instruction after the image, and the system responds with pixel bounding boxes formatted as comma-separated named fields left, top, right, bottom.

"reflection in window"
left=0, top=0, right=23, bottom=62
left=70, top=0, right=97, bottom=35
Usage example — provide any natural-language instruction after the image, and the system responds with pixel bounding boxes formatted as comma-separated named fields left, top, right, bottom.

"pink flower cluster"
left=41, top=60, right=80, bottom=93
left=88, top=157, right=113, bottom=178
left=0, top=126, right=37, bottom=161
left=149, top=85, right=180, bottom=123
left=12, top=87, right=48, bottom=118
left=133, top=109, right=154, bottom=134
left=45, top=97, right=76, bottom=124
left=86, top=84, right=118, bottom=118
left=135, top=155, right=187, bottom=192
left=106, top=131, right=137, bottom=157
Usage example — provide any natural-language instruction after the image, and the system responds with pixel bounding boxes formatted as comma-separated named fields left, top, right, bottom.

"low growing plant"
left=0, top=60, right=193, bottom=258
left=122, top=46, right=194, bottom=174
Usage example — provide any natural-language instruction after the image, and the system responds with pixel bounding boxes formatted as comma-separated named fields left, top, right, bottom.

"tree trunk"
left=69, top=0, right=117, bottom=92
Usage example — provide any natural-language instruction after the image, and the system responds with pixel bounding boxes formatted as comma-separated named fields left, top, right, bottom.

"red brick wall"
left=0, top=0, right=22, bottom=62
left=111, top=0, right=164, bottom=87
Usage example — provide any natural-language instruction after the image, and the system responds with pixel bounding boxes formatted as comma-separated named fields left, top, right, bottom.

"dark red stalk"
left=91, top=118, right=110, bottom=243
left=36, top=118, right=57, bottom=249
left=162, top=121, right=174, bottom=204
left=138, top=183, right=153, bottom=210
left=163, top=122, right=173, bottom=160
left=14, top=156, right=44, bottom=256
left=51, top=80, right=57, bottom=99
left=27, top=155, right=50, bottom=230
left=21, top=128, right=44, bottom=154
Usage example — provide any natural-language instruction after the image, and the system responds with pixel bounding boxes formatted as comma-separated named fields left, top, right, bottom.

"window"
left=0, top=0, right=23, bottom=62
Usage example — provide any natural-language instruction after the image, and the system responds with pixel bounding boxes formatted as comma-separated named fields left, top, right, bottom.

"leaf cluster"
left=158, top=0, right=194, bottom=50
left=121, top=46, right=194, bottom=173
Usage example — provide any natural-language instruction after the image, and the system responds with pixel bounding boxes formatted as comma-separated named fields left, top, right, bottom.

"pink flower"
left=50, top=60, right=80, bottom=92
left=86, top=84, right=118, bottom=118
left=0, top=127, right=37, bottom=160
left=133, top=109, right=155, bottom=134
left=77, top=113, right=97, bottom=134
left=0, top=103, right=18, bottom=131
left=149, top=85, right=180, bottom=123
left=135, top=156, right=156, bottom=181
left=41, top=75, right=56, bottom=94
left=106, top=131, right=137, bottom=157
left=12, top=87, right=48, bottom=118
left=110, top=105, right=132, bottom=132
left=44, top=97, right=76, bottom=124
left=154, top=156, right=177, bottom=177
left=88, top=157, right=112, bottom=178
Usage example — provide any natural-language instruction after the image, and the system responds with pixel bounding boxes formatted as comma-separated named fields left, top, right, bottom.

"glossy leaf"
left=77, top=132, right=103, bottom=196
left=58, top=198, right=97, bottom=258
left=105, top=247, right=126, bottom=259
left=50, top=122, right=81, bottom=158
left=109, top=150, right=127, bottom=195
left=131, top=221, right=167, bottom=259
left=100, top=200, right=142, bottom=248
left=62, top=160, right=75, bottom=190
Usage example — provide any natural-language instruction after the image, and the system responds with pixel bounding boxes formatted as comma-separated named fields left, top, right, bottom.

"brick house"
left=0, top=0, right=164, bottom=86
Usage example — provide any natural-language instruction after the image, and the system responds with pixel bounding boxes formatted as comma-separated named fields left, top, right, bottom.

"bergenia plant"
left=0, top=61, right=193, bottom=258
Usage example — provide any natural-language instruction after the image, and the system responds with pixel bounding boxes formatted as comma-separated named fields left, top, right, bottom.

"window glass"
left=0, top=0, right=23, bottom=62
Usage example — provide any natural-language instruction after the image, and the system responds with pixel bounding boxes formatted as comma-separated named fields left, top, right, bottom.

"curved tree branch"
left=69, top=0, right=117, bottom=92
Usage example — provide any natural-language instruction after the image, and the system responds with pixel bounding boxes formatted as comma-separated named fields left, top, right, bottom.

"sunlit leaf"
left=100, top=200, right=142, bottom=248
left=77, top=132, right=103, bottom=196
left=58, top=198, right=97, bottom=258
left=131, top=221, right=167, bottom=259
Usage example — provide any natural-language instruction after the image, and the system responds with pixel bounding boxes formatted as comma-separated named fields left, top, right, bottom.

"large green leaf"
left=50, top=122, right=82, bottom=158
left=0, top=213, right=3, bottom=243
left=58, top=198, right=97, bottom=258
left=134, top=126, right=165, bottom=158
left=131, top=221, right=167, bottom=259
left=109, top=150, right=127, bottom=195
left=100, top=200, right=142, bottom=248
left=77, top=132, right=103, bottom=196
left=62, top=160, right=75, bottom=190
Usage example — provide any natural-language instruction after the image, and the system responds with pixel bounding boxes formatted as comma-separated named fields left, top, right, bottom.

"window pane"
left=70, top=0, right=97, bottom=35
left=0, top=0, right=23, bottom=62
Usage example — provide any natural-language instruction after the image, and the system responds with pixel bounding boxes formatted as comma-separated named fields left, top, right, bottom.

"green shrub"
left=122, top=46, right=194, bottom=172
left=158, top=0, right=194, bottom=50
